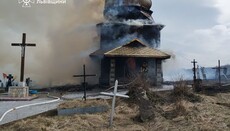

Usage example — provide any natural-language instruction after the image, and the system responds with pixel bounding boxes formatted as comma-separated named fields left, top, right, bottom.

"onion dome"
left=139, top=0, right=152, bottom=9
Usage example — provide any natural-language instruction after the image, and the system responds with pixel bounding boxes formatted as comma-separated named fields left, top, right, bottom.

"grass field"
left=1, top=87, right=230, bottom=131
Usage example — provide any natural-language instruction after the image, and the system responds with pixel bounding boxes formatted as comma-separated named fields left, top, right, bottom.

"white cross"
left=100, top=80, right=129, bottom=127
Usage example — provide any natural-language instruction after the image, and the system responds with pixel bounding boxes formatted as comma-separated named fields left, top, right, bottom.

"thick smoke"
left=101, top=0, right=161, bottom=49
left=0, top=0, right=104, bottom=87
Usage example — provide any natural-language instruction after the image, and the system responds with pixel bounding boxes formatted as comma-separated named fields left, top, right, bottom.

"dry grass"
left=58, top=99, right=108, bottom=109
left=173, top=80, right=190, bottom=97
left=172, top=80, right=202, bottom=103
left=0, top=84, right=230, bottom=131
left=1, top=88, right=230, bottom=130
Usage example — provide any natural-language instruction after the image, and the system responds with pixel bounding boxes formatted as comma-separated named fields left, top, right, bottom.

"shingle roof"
left=104, top=39, right=170, bottom=59
left=90, top=49, right=107, bottom=57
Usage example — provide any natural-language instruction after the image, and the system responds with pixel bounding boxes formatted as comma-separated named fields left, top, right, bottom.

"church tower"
left=91, top=0, right=170, bottom=86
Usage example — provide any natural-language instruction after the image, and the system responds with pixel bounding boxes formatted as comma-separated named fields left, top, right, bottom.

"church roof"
left=90, top=39, right=170, bottom=59
left=90, top=49, right=106, bottom=56
left=104, top=39, right=170, bottom=59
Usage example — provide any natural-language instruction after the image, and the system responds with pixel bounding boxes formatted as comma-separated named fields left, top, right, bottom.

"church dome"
left=139, top=0, right=152, bottom=9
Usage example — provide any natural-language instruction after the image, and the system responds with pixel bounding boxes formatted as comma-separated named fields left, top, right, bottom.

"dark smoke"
left=0, top=0, right=104, bottom=87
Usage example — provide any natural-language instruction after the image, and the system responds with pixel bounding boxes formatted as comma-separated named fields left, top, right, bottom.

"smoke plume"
left=0, top=0, right=104, bottom=87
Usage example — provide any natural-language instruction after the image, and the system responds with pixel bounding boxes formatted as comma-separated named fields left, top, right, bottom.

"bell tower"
left=91, top=0, right=167, bottom=86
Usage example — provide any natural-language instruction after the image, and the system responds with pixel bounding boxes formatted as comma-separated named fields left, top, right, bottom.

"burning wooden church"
left=90, top=0, right=170, bottom=86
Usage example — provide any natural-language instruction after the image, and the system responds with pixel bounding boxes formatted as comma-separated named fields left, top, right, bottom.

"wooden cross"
left=73, top=64, right=96, bottom=101
left=11, top=33, right=36, bottom=84
left=191, top=59, right=197, bottom=85
left=212, top=60, right=226, bottom=87
left=100, top=80, right=129, bottom=127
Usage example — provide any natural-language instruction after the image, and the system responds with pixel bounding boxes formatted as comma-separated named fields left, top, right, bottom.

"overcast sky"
left=0, top=0, right=230, bottom=83
left=153, top=0, right=230, bottom=79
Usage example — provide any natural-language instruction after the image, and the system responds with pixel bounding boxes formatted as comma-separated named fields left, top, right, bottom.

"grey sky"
left=152, top=0, right=230, bottom=79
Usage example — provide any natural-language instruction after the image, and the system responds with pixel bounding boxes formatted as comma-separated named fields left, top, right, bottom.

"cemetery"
left=0, top=0, right=230, bottom=130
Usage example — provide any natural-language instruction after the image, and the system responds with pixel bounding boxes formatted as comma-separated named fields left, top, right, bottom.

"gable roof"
left=104, top=39, right=171, bottom=59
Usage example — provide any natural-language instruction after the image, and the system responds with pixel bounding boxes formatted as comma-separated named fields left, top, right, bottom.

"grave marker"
left=73, top=64, right=96, bottom=101
left=11, top=33, right=36, bottom=86
left=100, top=80, right=129, bottom=127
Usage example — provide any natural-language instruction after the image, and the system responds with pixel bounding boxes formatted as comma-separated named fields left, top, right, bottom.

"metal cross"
left=73, top=64, right=96, bottom=101
left=11, top=33, right=36, bottom=84
left=100, top=80, right=129, bottom=127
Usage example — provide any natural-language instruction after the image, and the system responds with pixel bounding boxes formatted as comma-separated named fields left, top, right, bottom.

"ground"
left=1, top=88, right=230, bottom=131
